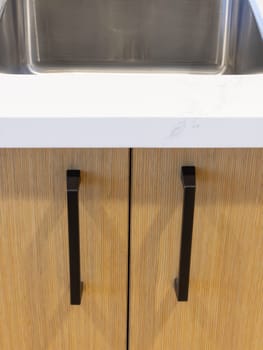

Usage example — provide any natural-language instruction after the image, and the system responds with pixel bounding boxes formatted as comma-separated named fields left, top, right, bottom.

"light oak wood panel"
left=130, top=149, right=263, bottom=350
left=0, top=149, right=129, bottom=350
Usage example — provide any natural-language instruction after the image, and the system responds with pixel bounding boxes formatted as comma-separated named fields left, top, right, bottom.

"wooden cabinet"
left=0, top=149, right=262, bottom=350
left=129, top=149, right=263, bottom=350
left=0, top=149, right=129, bottom=350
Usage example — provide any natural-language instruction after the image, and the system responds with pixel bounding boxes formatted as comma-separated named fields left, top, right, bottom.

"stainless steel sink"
left=0, top=0, right=262, bottom=74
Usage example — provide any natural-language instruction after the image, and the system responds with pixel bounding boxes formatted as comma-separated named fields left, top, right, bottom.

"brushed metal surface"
left=0, top=0, right=262, bottom=73
left=0, top=0, right=7, bottom=19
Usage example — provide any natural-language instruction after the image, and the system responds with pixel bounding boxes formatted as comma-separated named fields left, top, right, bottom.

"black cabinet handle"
left=66, top=170, right=83, bottom=305
left=175, top=166, right=196, bottom=302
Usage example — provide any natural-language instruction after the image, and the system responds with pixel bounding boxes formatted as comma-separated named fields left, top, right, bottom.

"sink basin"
left=0, top=0, right=262, bottom=74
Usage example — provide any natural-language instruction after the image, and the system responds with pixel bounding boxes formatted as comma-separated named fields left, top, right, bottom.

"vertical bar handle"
left=175, top=166, right=196, bottom=302
left=66, top=169, right=83, bottom=305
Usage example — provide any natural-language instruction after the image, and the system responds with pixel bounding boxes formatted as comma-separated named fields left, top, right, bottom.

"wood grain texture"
left=129, top=149, right=263, bottom=350
left=0, top=149, right=129, bottom=350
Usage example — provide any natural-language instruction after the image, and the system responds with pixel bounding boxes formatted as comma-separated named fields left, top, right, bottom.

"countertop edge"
left=0, top=118, right=263, bottom=148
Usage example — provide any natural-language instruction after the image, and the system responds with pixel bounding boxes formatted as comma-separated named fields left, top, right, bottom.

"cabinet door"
left=129, top=149, right=263, bottom=350
left=0, top=149, right=129, bottom=350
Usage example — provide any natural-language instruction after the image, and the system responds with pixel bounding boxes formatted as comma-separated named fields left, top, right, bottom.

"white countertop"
left=0, top=74, right=263, bottom=119
left=0, top=74, right=262, bottom=147
left=0, top=0, right=263, bottom=148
